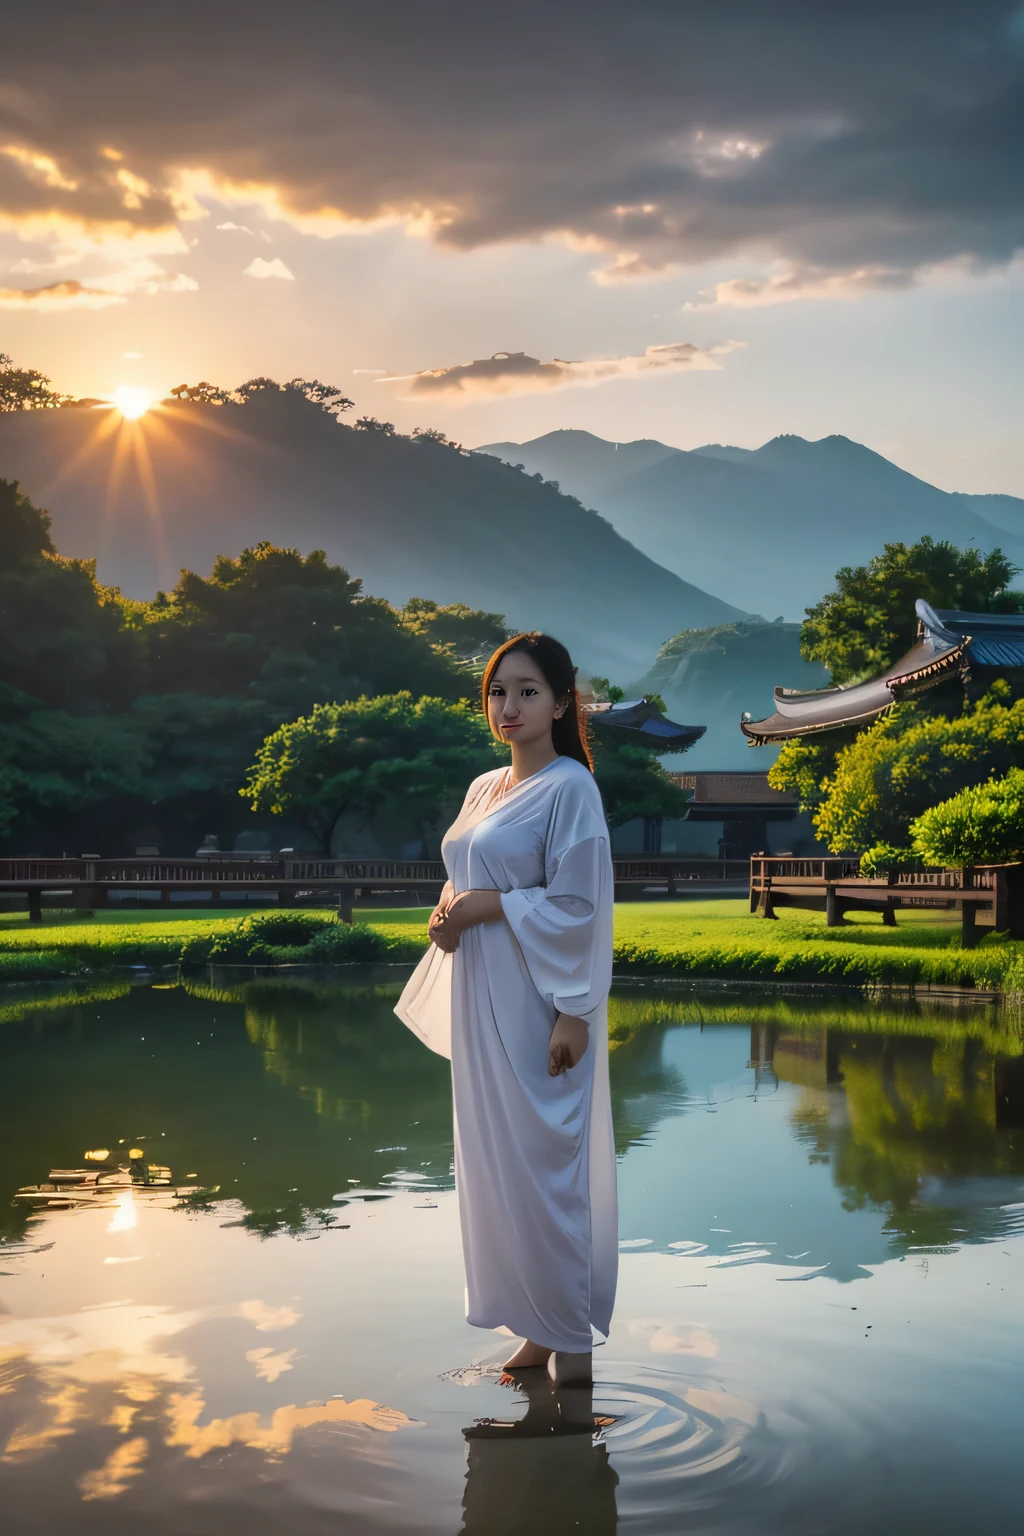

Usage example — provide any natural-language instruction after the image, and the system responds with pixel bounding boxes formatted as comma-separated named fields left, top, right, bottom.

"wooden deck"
left=749, top=855, right=1024, bottom=947
left=0, top=854, right=749, bottom=923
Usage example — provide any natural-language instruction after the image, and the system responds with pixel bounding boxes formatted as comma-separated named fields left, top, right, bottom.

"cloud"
left=245, top=1347, right=296, bottom=1383
left=0, top=278, right=125, bottom=310
left=244, top=256, right=295, bottom=280
left=238, top=1299, right=300, bottom=1332
left=0, top=2, right=1020, bottom=294
left=382, top=340, right=742, bottom=399
left=216, top=221, right=255, bottom=234
left=687, top=265, right=917, bottom=308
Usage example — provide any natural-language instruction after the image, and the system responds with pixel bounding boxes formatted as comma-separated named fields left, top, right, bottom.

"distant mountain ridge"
left=0, top=398, right=744, bottom=680
left=475, top=430, right=1024, bottom=619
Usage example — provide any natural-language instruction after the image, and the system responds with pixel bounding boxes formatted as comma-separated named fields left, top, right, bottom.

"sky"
left=1, top=1, right=1023, bottom=493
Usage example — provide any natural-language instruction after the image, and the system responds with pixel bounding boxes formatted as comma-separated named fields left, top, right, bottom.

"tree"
left=910, top=768, right=1024, bottom=868
left=0, top=684, right=149, bottom=842
left=589, top=676, right=625, bottom=704
left=801, top=537, right=1024, bottom=684
left=285, top=378, right=353, bottom=417
left=169, top=381, right=230, bottom=404
left=240, top=693, right=502, bottom=852
left=591, top=739, right=692, bottom=828
left=790, top=685, right=1024, bottom=859
left=0, top=352, right=71, bottom=412
left=412, top=426, right=462, bottom=451
left=0, top=477, right=56, bottom=564
left=233, top=376, right=281, bottom=402
left=399, top=598, right=509, bottom=662
left=355, top=416, right=396, bottom=433
left=148, top=542, right=467, bottom=707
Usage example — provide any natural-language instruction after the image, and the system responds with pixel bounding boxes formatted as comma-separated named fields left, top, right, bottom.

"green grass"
left=0, top=897, right=1021, bottom=994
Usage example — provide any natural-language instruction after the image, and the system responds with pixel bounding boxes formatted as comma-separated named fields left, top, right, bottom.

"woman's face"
left=487, top=652, right=566, bottom=750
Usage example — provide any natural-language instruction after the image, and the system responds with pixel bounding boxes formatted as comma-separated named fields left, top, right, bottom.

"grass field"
left=1, top=896, right=1022, bottom=992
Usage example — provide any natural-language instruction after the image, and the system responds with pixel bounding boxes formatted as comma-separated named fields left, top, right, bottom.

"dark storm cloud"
left=1, top=1, right=1022, bottom=281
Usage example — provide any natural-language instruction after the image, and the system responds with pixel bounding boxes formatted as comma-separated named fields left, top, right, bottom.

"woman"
left=395, top=632, right=617, bottom=1386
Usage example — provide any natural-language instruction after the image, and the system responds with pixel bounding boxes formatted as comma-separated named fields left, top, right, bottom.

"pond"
left=1, top=975, right=1023, bottom=1534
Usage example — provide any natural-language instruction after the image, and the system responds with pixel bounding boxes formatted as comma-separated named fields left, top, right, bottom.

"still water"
left=1, top=975, right=1023, bottom=1534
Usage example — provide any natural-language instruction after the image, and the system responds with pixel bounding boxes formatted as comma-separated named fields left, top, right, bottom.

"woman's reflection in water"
left=461, top=1368, right=619, bottom=1535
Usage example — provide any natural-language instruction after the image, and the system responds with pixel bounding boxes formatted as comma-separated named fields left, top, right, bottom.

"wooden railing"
left=0, top=854, right=746, bottom=888
left=749, top=854, right=1024, bottom=946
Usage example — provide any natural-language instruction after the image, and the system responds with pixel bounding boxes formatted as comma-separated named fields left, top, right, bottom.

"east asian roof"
left=586, top=698, right=706, bottom=753
left=740, top=599, right=1024, bottom=746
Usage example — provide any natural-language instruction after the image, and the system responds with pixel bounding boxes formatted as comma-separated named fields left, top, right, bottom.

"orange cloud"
left=0, top=278, right=125, bottom=310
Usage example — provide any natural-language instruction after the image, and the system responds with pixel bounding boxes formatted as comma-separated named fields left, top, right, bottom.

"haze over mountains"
left=477, top=430, right=1024, bottom=620
left=0, top=396, right=743, bottom=681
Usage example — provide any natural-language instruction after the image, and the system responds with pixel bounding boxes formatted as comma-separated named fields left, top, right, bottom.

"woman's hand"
left=428, top=905, right=459, bottom=952
left=549, top=1013, right=589, bottom=1076
left=442, top=888, right=504, bottom=940
left=428, top=883, right=459, bottom=952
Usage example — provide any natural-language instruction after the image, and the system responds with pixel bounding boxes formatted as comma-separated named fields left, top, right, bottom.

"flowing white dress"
left=395, top=754, right=617, bottom=1353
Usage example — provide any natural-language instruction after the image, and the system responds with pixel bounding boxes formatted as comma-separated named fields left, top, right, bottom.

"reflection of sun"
left=112, top=384, right=152, bottom=420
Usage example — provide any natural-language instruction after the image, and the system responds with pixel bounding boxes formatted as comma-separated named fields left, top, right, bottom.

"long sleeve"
left=501, top=832, right=613, bottom=1020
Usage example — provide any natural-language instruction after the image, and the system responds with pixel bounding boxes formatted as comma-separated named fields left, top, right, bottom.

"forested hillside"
left=0, top=393, right=743, bottom=679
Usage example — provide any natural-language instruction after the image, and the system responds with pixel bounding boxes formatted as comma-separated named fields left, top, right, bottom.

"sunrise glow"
left=112, top=384, right=152, bottom=420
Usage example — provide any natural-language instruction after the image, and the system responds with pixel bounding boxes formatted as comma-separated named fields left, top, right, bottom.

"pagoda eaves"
left=740, top=600, right=1024, bottom=746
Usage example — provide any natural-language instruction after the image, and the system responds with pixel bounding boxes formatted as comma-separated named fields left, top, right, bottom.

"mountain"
left=477, top=431, right=1024, bottom=619
left=0, top=396, right=744, bottom=680
left=474, top=428, right=678, bottom=505
left=632, top=619, right=829, bottom=771
left=952, top=493, right=1024, bottom=538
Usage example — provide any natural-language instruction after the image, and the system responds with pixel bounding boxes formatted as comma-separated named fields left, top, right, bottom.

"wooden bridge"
left=749, top=855, right=1024, bottom=947
left=0, top=854, right=750, bottom=924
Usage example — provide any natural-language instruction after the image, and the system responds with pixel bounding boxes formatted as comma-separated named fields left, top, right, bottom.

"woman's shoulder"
left=551, top=755, right=606, bottom=810
left=466, top=765, right=507, bottom=797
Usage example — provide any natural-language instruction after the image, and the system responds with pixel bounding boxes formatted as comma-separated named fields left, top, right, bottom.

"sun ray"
left=36, top=406, right=122, bottom=500
left=128, top=425, right=174, bottom=592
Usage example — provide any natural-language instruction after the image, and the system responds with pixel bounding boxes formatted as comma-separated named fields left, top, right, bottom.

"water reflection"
left=3, top=976, right=1024, bottom=1531
left=461, top=1373, right=618, bottom=1536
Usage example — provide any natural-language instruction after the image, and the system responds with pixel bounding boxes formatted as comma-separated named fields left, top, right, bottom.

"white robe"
left=395, top=754, right=618, bottom=1353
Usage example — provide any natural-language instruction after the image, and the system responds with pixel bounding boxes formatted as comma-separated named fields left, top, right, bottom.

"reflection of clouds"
left=238, top=1299, right=300, bottom=1331
left=626, top=1319, right=719, bottom=1357
left=0, top=1298, right=414, bottom=1497
left=1, top=1370, right=86, bottom=1458
left=246, top=1346, right=296, bottom=1383
left=79, top=1435, right=148, bottom=1500
left=165, top=1390, right=412, bottom=1458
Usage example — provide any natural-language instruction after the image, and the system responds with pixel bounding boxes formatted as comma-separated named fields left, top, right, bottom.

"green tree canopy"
left=399, top=598, right=509, bottom=663
left=240, top=693, right=502, bottom=852
left=147, top=542, right=466, bottom=709
left=910, top=768, right=1024, bottom=868
left=0, top=477, right=56, bottom=564
left=591, top=739, right=691, bottom=829
left=773, top=684, right=1024, bottom=858
left=801, top=537, right=1024, bottom=684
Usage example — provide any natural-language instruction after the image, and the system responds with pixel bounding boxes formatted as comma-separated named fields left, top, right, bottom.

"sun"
left=112, top=384, right=152, bottom=420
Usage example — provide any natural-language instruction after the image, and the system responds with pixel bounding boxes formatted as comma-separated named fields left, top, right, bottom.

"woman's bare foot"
left=502, top=1339, right=552, bottom=1370
left=553, top=1350, right=593, bottom=1386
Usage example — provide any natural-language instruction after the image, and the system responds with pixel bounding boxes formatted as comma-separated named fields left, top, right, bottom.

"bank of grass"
left=0, top=897, right=1022, bottom=993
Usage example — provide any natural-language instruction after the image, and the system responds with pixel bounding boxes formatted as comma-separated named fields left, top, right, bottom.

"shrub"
left=911, top=768, right=1024, bottom=868
left=303, top=922, right=392, bottom=963
left=859, top=843, right=919, bottom=878
left=235, top=910, right=338, bottom=948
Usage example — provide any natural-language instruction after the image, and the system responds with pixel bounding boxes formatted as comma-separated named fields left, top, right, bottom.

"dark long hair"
left=481, top=632, right=593, bottom=772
